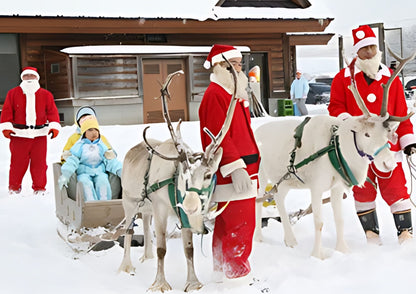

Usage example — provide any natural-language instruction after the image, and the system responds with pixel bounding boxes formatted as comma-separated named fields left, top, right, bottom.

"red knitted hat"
left=20, top=66, right=40, bottom=80
left=352, top=25, right=378, bottom=53
left=203, top=44, right=242, bottom=69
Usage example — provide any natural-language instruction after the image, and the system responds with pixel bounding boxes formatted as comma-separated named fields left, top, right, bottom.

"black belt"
left=13, top=123, right=49, bottom=130
left=241, top=154, right=259, bottom=165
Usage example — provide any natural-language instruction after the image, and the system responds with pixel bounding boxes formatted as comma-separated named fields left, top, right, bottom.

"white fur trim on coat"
left=390, top=199, right=412, bottom=213
left=344, top=63, right=391, bottom=78
left=25, top=92, right=36, bottom=126
left=219, top=158, right=246, bottom=178
left=48, top=121, right=62, bottom=131
left=0, top=122, right=13, bottom=132
left=212, top=179, right=258, bottom=202
left=354, top=200, right=376, bottom=212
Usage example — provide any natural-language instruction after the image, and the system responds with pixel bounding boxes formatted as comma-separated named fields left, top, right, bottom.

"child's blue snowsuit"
left=61, top=137, right=122, bottom=201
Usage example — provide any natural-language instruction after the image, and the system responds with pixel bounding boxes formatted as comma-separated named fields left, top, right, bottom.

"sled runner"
left=53, top=162, right=125, bottom=252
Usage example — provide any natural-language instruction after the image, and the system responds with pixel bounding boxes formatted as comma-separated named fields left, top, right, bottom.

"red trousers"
left=9, top=136, right=47, bottom=191
left=353, top=162, right=409, bottom=206
left=212, top=197, right=256, bottom=279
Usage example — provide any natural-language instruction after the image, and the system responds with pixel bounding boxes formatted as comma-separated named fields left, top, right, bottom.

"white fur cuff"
left=220, top=158, right=246, bottom=178
left=49, top=121, right=62, bottom=130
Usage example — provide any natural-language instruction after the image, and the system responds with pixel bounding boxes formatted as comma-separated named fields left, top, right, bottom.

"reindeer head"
left=143, top=57, right=238, bottom=233
left=342, top=115, right=398, bottom=173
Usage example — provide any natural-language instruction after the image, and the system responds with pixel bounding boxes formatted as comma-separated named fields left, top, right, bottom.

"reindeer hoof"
left=284, top=237, right=297, bottom=248
left=149, top=282, right=172, bottom=293
left=311, top=247, right=330, bottom=260
left=118, top=264, right=135, bottom=275
left=335, top=241, right=350, bottom=253
left=184, top=281, right=203, bottom=292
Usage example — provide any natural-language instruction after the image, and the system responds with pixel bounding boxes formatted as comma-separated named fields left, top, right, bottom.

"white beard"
left=212, top=65, right=249, bottom=100
left=20, top=80, right=40, bottom=126
left=356, top=50, right=382, bottom=79
left=20, top=80, right=40, bottom=94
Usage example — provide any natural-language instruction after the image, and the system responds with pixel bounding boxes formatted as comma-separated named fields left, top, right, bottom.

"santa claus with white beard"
left=199, top=45, right=260, bottom=281
left=0, top=67, right=61, bottom=196
left=329, top=25, right=416, bottom=244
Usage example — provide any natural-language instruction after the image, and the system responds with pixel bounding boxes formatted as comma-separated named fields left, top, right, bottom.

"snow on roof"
left=0, top=0, right=334, bottom=22
left=61, top=45, right=251, bottom=55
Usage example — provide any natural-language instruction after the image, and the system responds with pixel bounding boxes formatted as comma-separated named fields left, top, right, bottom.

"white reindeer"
left=118, top=66, right=238, bottom=292
left=255, top=50, right=415, bottom=259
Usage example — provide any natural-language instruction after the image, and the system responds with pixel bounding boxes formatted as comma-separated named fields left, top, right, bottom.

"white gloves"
left=231, top=168, right=252, bottom=193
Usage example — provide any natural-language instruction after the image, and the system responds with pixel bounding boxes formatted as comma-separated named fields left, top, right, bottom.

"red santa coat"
left=329, top=63, right=416, bottom=210
left=199, top=80, right=260, bottom=202
left=0, top=85, right=61, bottom=192
left=199, top=75, right=259, bottom=278
left=0, top=86, right=61, bottom=137
left=328, top=64, right=415, bottom=153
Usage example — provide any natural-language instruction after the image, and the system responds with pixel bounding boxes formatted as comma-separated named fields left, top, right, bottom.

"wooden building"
left=0, top=0, right=334, bottom=125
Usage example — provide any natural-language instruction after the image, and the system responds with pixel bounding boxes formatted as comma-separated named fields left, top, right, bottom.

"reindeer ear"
left=385, top=121, right=400, bottom=144
left=211, top=147, right=223, bottom=169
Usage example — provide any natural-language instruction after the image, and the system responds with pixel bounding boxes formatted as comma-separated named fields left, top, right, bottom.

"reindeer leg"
left=254, top=199, right=264, bottom=242
left=140, top=213, right=154, bottom=262
left=118, top=212, right=135, bottom=274
left=148, top=212, right=172, bottom=292
left=310, top=190, right=325, bottom=259
left=275, top=188, right=297, bottom=247
left=182, top=228, right=203, bottom=292
left=331, top=188, right=349, bottom=254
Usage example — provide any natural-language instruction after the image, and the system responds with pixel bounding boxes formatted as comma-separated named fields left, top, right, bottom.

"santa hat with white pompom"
left=203, top=44, right=242, bottom=69
left=352, top=25, right=378, bottom=53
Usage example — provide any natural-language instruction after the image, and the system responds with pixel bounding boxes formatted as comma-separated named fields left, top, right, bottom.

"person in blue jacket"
left=290, top=70, right=309, bottom=115
left=58, top=116, right=122, bottom=201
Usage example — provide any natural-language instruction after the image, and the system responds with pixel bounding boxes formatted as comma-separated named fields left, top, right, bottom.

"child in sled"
left=58, top=116, right=122, bottom=201
left=61, top=106, right=115, bottom=163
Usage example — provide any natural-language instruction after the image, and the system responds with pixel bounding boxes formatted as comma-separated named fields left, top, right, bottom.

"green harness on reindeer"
left=268, top=117, right=361, bottom=196
left=139, top=152, right=216, bottom=230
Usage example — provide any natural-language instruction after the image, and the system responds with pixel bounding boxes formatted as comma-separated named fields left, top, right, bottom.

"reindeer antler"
left=381, top=46, right=416, bottom=121
left=202, top=54, right=239, bottom=164
left=143, top=126, right=182, bottom=161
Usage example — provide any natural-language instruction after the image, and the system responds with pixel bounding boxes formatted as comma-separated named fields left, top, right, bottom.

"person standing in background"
left=290, top=70, right=309, bottom=115
left=0, top=67, right=61, bottom=196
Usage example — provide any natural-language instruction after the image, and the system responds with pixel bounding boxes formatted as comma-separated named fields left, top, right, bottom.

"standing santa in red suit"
left=199, top=44, right=260, bottom=281
left=328, top=25, right=416, bottom=244
left=0, top=67, right=61, bottom=195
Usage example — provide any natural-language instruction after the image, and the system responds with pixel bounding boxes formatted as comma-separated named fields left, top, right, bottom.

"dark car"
left=306, top=82, right=331, bottom=105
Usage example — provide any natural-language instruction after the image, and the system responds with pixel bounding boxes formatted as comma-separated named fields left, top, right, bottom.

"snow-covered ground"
left=1, top=104, right=416, bottom=294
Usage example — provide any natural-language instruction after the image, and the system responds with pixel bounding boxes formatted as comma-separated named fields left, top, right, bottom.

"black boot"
left=357, top=209, right=380, bottom=235
left=393, top=210, right=413, bottom=243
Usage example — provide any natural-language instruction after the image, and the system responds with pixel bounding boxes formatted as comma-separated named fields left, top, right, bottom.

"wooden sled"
left=53, top=162, right=125, bottom=252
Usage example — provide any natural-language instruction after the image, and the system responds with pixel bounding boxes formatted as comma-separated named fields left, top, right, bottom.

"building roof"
left=216, top=0, right=311, bottom=8
left=0, top=16, right=333, bottom=34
